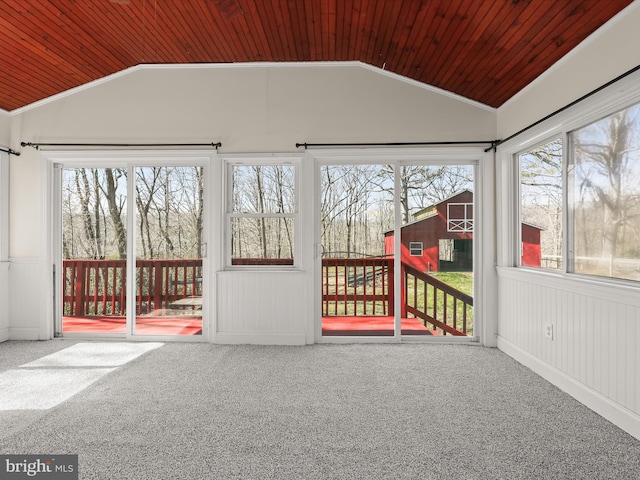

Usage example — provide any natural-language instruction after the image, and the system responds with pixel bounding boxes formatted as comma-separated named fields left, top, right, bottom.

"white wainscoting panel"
left=216, top=270, right=309, bottom=345
left=497, top=267, right=640, bottom=439
left=8, top=258, right=43, bottom=340
left=0, top=262, right=8, bottom=342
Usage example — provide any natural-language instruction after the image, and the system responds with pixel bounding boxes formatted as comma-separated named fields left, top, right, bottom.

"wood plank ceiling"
left=0, top=0, right=632, bottom=111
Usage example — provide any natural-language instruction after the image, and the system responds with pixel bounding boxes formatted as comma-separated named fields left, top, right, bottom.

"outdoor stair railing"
left=322, top=257, right=471, bottom=336
left=402, top=264, right=472, bottom=336
left=63, top=259, right=203, bottom=317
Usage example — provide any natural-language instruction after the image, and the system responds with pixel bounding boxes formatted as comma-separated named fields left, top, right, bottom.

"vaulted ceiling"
left=0, top=0, right=632, bottom=112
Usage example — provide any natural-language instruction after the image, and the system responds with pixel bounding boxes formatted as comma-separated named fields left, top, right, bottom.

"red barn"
left=384, top=190, right=542, bottom=272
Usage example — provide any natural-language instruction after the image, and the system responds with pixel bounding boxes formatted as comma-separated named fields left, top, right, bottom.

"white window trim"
left=0, top=151, right=8, bottom=261
left=514, top=135, right=564, bottom=272
left=497, top=67, right=640, bottom=288
left=222, top=154, right=301, bottom=270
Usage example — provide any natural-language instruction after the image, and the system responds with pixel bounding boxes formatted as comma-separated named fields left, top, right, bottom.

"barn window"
left=409, top=242, right=423, bottom=256
left=227, top=159, right=298, bottom=267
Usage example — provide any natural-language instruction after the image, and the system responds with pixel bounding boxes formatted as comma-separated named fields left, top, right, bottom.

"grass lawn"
left=428, top=271, right=473, bottom=297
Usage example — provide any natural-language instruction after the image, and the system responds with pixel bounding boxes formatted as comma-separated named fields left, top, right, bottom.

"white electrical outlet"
left=545, top=324, right=554, bottom=340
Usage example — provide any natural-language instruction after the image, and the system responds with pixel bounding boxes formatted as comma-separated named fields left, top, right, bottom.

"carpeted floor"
left=1, top=340, right=639, bottom=479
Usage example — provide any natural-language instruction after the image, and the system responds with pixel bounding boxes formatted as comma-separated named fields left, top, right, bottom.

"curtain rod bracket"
left=1, top=146, right=21, bottom=155
left=490, top=63, right=640, bottom=152
left=484, top=140, right=502, bottom=153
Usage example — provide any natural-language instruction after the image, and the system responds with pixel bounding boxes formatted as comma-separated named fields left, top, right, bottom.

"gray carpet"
left=1, top=340, right=639, bottom=479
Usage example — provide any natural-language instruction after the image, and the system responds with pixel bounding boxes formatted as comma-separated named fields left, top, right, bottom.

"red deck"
left=63, top=316, right=202, bottom=336
left=322, top=316, right=439, bottom=336
left=64, top=315, right=434, bottom=337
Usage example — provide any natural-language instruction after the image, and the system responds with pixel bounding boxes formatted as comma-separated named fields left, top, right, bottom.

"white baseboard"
left=8, top=327, right=41, bottom=341
left=498, top=335, right=640, bottom=441
left=214, top=332, right=307, bottom=345
left=0, top=327, right=8, bottom=342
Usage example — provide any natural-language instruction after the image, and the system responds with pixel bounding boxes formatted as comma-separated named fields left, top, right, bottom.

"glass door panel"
left=320, top=164, right=394, bottom=336
left=134, top=166, right=204, bottom=336
left=400, top=164, right=474, bottom=337
left=61, top=167, right=128, bottom=334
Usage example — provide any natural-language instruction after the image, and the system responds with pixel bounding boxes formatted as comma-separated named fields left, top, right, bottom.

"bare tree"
left=573, top=106, right=640, bottom=275
left=102, top=168, right=127, bottom=259
left=520, top=139, right=563, bottom=268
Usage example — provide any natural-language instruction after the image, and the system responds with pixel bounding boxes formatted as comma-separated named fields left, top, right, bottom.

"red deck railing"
left=322, top=257, right=394, bottom=317
left=63, top=259, right=202, bottom=317
left=65, top=257, right=471, bottom=335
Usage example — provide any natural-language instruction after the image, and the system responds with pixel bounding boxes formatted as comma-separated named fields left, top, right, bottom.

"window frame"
left=409, top=241, right=423, bottom=256
left=566, top=103, right=640, bottom=283
left=224, top=155, right=300, bottom=270
left=500, top=68, right=640, bottom=287
left=0, top=151, right=7, bottom=262
left=515, top=136, right=564, bottom=272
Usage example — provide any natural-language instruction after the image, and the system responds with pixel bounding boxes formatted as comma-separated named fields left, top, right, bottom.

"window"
left=568, top=103, right=640, bottom=282
left=409, top=242, right=423, bottom=256
left=227, top=161, right=297, bottom=266
left=515, top=100, right=640, bottom=283
left=447, top=203, right=473, bottom=232
left=518, top=138, right=563, bottom=270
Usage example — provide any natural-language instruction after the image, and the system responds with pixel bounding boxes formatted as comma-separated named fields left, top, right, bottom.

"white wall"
left=0, top=144, right=8, bottom=342
left=0, top=262, right=7, bottom=342
left=6, top=62, right=496, bottom=343
left=495, top=10, right=640, bottom=439
left=0, top=111, right=10, bottom=147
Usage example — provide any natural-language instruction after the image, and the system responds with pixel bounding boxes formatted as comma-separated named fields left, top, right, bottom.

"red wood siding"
left=386, top=191, right=542, bottom=272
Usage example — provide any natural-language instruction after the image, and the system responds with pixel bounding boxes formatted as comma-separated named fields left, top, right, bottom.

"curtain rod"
left=487, top=63, right=640, bottom=152
left=21, top=141, right=222, bottom=150
left=296, top=140, right=499, bottom=149
left=0, top=146, right=20, bottom=156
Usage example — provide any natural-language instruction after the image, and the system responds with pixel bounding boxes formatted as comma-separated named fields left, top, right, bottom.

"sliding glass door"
left=61, top=167, right=129, bottom=334
left=399, top=164, right=474, bottom=338
left=134, top=166, right=203, bottom=335
left=57, top=160, right=206, bottom=338
left=320, top=164, right=394, bottom=336
left=319, top=159, right=475, bottom=339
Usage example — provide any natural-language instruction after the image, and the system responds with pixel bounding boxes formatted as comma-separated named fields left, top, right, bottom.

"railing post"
left=400, top=261, right=407, bottom=318
left=153, top=261, right=164, bottom=312
left=387, top=259, right=394, bottom=316
left=74, top=261, right=86, bottom=316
